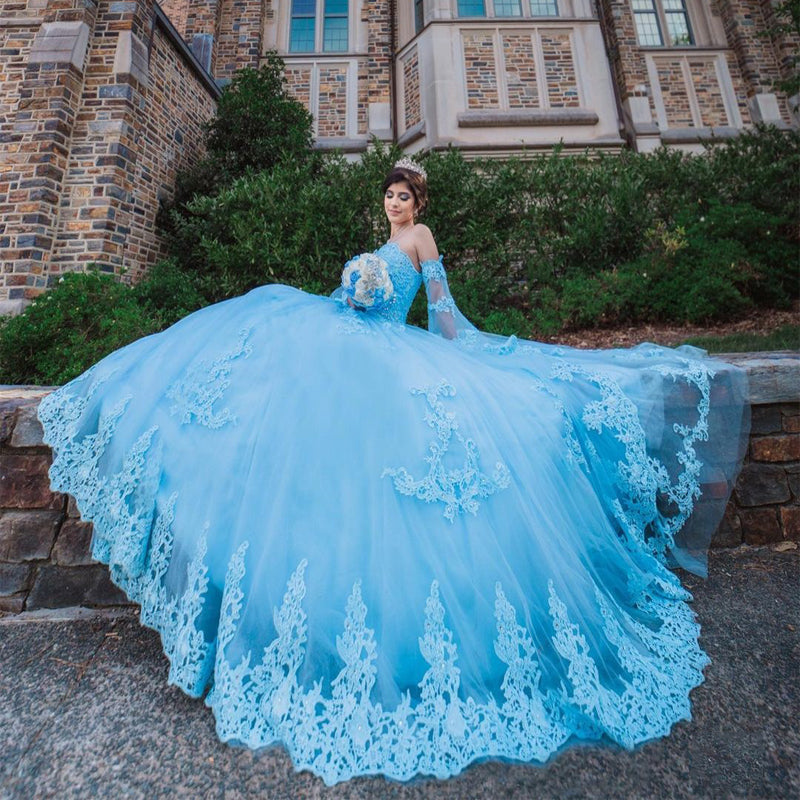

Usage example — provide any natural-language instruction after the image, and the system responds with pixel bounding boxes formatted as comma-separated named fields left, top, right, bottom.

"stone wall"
left=0, top=0, right=220, bottom=306
left=596, top=0, right=794, bottom=151
left=0, top=353, right=797, bottom=613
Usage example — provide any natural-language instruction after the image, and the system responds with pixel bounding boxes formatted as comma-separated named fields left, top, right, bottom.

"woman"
left=38, top=158, right=749, bottom=785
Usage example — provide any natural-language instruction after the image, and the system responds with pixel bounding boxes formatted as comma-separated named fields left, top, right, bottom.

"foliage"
left=0, top=262, right=208, bottom=385
left=0, top=272, right=158, bottom=385
left=162, top=126, right=798, bottom=335
left=4, top=122, right=797, bottom=386
left=204, top=53, right=314, bottom=176
left=158, top=54, right=314, bottom=233
left=762, top=1, right=800, bottom=110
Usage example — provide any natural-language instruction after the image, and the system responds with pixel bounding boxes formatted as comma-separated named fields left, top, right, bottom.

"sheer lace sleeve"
left=421, top=257, right=479, bottom=342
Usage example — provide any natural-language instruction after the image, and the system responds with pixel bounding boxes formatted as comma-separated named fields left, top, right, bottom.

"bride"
left=38, top=157, right=749, bottom=785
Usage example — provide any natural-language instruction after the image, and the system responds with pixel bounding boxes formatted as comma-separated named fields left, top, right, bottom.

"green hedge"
left=1, top=61, right=797, bottom=387
left=0, top=262, right=203, bottom=385
left=166, top=127, right=799, bottom=335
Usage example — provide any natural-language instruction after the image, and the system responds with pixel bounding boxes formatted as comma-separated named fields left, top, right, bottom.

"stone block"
left=67, top=495, right=81, bottom=518
left=0, top=563, right=33, bottom=594
left=0, top=510, right=62, bottom=561
left=0, top=453, right=62, bottom=510
left=750, top=435, right=800, bottom=463
left=740, top=507, right=782, bottom=545
left=0, top=400, right=18, bottom=446
left=784, top=415, right=800, bottom=434
left=710, top=505, right=742, bottom=548
left=781, top=506, right=800, bottom=540
left=52, top=518, right=94, bottom=565
left=28, top=21, right=90, bottom=71
left=98, top=84, right=133, bottom=100
left=0, top=594, right=26, bottom=614
left=749, top=405, right=782, bottom=435
left=9, top=402, right=44, bottom=447
left=734, top=463, right=791, bottom=507
left=26, top=564, right=128, bottom=609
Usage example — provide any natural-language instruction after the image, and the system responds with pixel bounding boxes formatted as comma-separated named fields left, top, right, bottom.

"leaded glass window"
left=529, top=0, right=558, bottom=15
left=323, top=0, right=348, bottom=52
left=457, top=0, right=486, bottom=15
left=290, top=0, right=316, bottom=52
left=663, top=0, right=693, bottom=45
left=290, top=0, right=349, bottom=53
left=632, top=0, right=663, bottom=46
left=632, top=0, right=693, bottom=46
left=495, top=0, right=523, bottom=15
left=415, top=0, right=424, bottom=32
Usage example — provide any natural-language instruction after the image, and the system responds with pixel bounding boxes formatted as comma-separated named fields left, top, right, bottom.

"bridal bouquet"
left=341, top=253, right=394, bottom=311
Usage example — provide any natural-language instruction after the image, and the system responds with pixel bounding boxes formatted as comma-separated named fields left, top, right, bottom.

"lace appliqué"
left=549, top=358, right=714, bottom=561
left=38, top=375, right=162, bottom=578
left=530, top=377, right=593, bottom=470
left=205, top=554, right=706, bottom=785
left=428, top=296, right=456, bottom=314
left=421, top=257, right=446, bottom=283
left=166, top=327, right=253, bottom=429
left=382, top=381, right=511, bottom=521
left=334, top=298, right=406, bottom=351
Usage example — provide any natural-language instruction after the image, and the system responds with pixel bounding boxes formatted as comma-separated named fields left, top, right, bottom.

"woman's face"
left=384, top=180, right=417, bottom=227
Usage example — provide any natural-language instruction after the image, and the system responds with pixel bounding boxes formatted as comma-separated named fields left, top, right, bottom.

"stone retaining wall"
left=0, top=351, right=798, bottom=613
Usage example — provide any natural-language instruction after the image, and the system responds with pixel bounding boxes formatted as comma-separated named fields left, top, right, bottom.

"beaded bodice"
left=372, top=242, right=423, bottom=323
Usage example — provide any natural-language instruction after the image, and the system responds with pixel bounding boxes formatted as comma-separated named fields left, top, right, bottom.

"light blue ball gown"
left=38, top=241, right=749, bottom=784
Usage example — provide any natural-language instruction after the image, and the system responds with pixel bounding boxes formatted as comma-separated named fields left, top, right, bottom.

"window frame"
left=632, top=0, right=695, bottom=48
left=415, top=0, right=425, bottom=33
left=289, top=0, right=351, bottom=54
left=454, top=1, right=559, bottom=18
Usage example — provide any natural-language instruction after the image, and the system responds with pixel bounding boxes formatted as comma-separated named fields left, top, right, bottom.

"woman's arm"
left=415, top=226, right=457, bottom=340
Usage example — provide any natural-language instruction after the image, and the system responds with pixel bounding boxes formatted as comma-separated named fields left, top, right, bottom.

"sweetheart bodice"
left=372, top=241, right=423, bottom=323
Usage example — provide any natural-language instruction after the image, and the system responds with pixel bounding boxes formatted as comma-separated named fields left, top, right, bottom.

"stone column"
left=714, top=0, right=790, bottom=123
left=47, top=0, right=153, bottom=279
left=361, top=0, right=392, bottom=139
left=183, top=0, right=218, bottom=74
left=0, top=0, right=98, bottom=310
left=215, top=0, right=264, bottom=84
left=596, top=0, right=659, bottom=151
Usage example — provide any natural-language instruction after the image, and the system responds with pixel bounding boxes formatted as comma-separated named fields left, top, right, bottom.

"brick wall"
left=541, top=32, right=580, bottom=108
left=215, top=0, right=263, bottom=83
left=502, top=32, right=539, bottom=110
left=0, top=0, right=219, bottom=304
left=317, top=64, right=349, bottom=137
left=402, top=48, right=421, bottom=130
left=463, top=31, right=500, bottom=110
left=657, top=60, right=695, bottom=127
left=285, top=64, right=313, bottom=111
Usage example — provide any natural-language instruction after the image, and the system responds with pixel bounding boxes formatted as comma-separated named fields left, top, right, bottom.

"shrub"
left=160, top=126, right=799, bottom=334
left=0, top=272, right=159, bottom=385
left=158, top=54, right=315, bottom=234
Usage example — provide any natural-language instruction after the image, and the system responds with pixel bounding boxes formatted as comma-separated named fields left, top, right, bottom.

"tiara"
left=393, top=157, right=427, bottom=181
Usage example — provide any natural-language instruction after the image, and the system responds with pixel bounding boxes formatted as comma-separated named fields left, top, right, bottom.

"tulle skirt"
left=38, top=284, right=749, bottom=784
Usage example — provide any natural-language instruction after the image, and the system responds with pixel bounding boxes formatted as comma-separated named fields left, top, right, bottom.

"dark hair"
left=382, top=167, right=428, bottom=217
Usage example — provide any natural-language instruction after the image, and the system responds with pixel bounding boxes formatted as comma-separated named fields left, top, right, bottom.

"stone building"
left=221, top=1, right=796, bottom=156
left=0, top=0, right=797, bottom=304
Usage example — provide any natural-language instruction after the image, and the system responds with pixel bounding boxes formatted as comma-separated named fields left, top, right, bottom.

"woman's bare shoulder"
left=412, top=224, right=439, bottom=262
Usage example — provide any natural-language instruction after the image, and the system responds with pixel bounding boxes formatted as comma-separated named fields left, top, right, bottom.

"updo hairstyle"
left=382, top=167, right=428, bottom=217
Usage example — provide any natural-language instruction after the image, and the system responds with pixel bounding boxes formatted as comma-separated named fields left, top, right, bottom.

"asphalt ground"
left=1, top=545, right=797, bottom=800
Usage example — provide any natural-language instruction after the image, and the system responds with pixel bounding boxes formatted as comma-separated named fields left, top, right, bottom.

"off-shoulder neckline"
left=379, top=241, right=422, bottom=274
